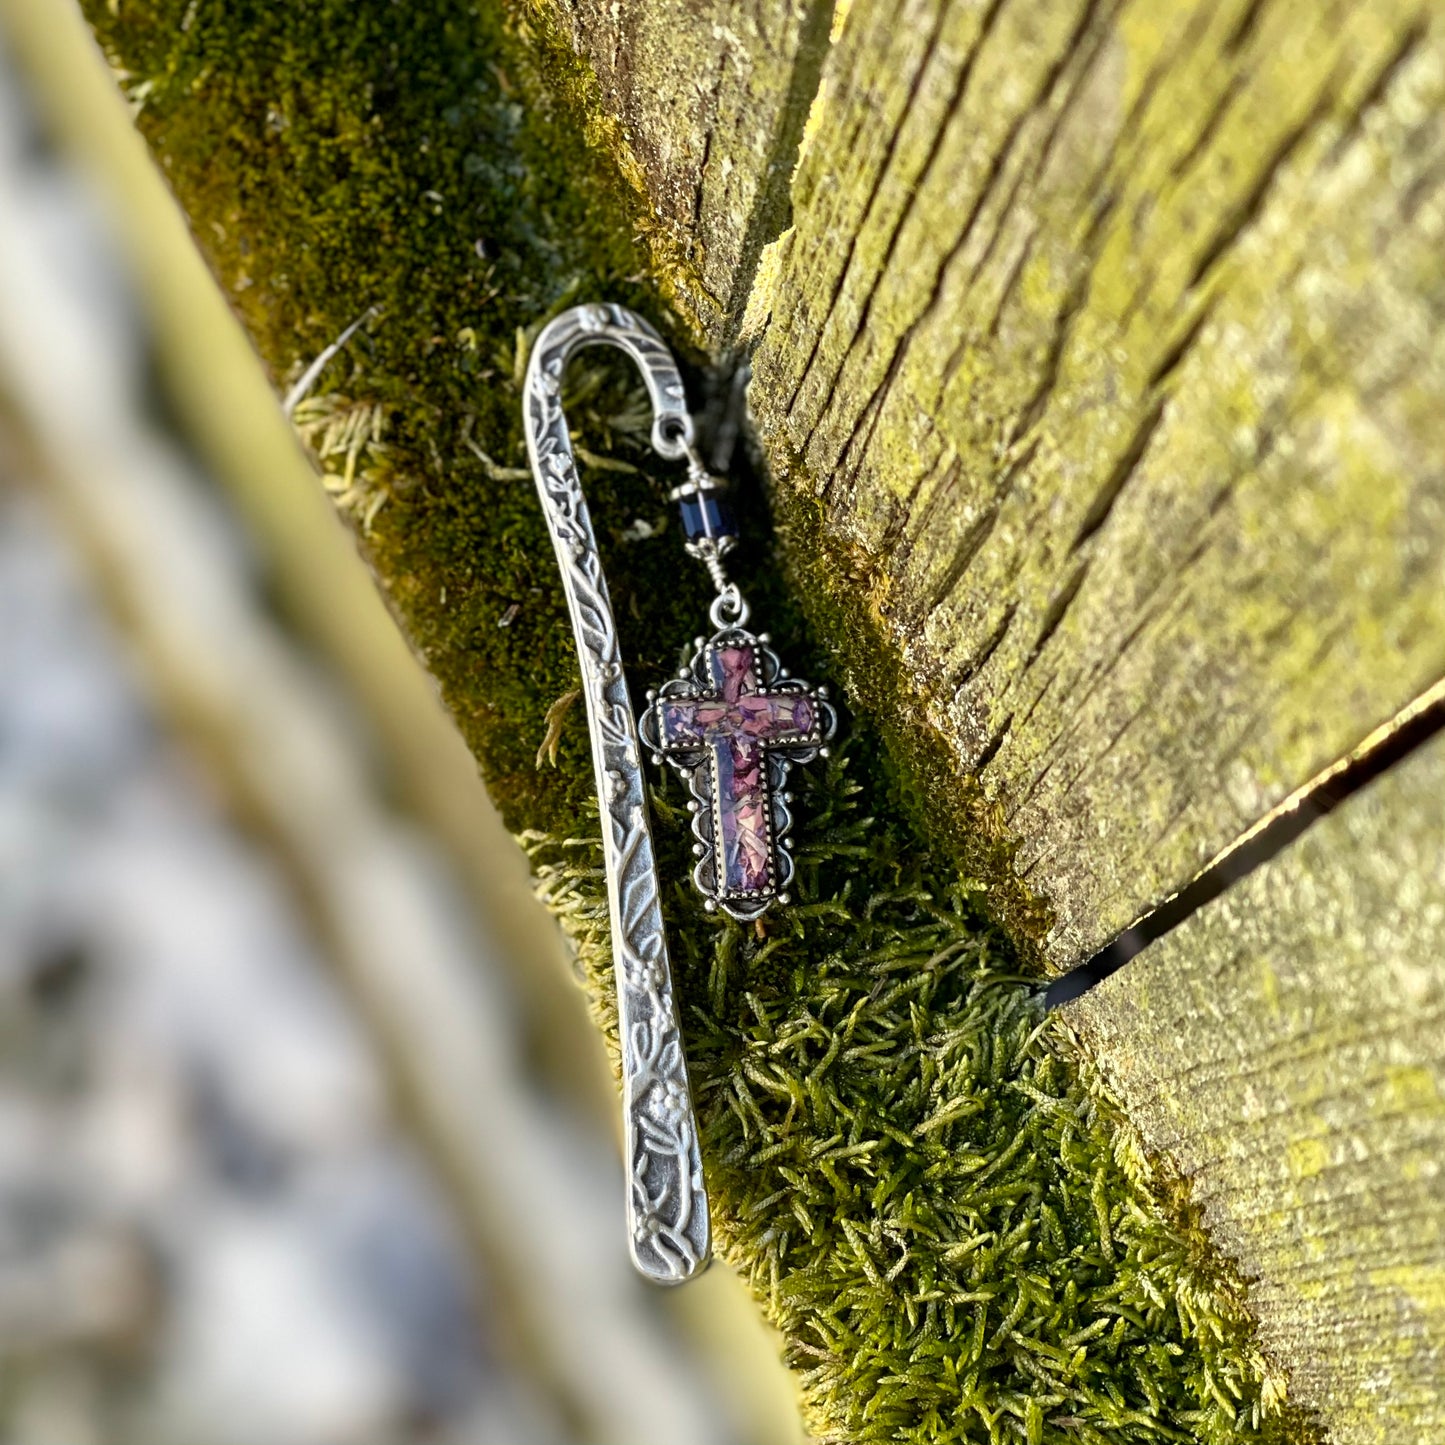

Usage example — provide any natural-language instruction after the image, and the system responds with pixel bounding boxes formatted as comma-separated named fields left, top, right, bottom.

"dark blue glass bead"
left=679, top=490, right=736, bottom=542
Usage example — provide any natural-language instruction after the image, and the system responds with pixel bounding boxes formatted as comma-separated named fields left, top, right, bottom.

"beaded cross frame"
left=642, top=629, right=835, bottom=920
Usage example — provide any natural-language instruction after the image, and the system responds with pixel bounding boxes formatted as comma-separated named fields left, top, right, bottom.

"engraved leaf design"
left=521, top=304, right=709, bottom=1283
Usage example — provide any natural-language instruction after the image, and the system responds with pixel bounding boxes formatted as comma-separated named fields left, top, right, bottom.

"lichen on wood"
left=534, top=0, right=838, bottom=345
left=1066, top=731, right=1445, bottom=1443
left=743, top=0, right=1445, bottom=967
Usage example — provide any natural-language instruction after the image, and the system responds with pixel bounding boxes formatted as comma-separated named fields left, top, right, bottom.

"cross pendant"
left=642, top=627, right=836, bottom=921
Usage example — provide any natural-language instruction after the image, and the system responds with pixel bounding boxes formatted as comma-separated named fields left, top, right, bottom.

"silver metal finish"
left=522, top=303, right=710, bottom=1284
left=692, top=538, right=736, bottom=596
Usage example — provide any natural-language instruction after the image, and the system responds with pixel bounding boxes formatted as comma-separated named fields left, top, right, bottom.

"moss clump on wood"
left=84, top=1, right=1310, bottom=1440
left=87, top=0, right=701, bottom=834
left=530, top=727, right=1302, bottom=1443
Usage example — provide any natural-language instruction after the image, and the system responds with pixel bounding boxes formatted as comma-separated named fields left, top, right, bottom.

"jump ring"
left=709, top=583, right=750, bottom=630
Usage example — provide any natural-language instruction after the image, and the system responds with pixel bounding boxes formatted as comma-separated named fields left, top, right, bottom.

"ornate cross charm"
left=642, top=627, right=835, bottom=921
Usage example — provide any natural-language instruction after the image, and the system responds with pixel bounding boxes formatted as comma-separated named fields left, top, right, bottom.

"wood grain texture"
left=1064, top=731, right=1445, bottom=1443
left=537, top=0, right=834, bottom=343
left=744, top=0, right=1445, bottom=965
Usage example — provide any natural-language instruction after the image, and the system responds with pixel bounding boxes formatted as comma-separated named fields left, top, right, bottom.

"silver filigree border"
left=522, top=303, right=710, bottom=1284
left=640, top=626, right=837, bottom=922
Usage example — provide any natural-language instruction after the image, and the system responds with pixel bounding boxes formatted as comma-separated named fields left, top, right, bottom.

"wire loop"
left=709, top=583, right=750, bottom=630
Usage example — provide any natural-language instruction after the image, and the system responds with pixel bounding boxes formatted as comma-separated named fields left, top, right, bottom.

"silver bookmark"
left=522, top=303, right=835, bottom=1283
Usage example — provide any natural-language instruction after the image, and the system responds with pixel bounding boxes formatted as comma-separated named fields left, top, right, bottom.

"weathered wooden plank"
left=745, top=0, right=1445, bottom=965
left=1065, top=729, right=1445, bottom=1442
left=538, top=0, right=833, bottom=344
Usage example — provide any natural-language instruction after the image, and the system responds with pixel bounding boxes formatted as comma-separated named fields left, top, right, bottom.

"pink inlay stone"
left=656, top=639, right=824, bottom=897
left=711, top=645, right=756, bottom=700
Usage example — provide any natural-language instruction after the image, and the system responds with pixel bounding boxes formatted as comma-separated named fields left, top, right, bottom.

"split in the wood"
left=1044, top=676, right=1445, bottom=1008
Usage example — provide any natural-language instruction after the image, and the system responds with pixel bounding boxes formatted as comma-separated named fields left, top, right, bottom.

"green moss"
left=87, top=0, right=705, bottom=833
left=529, top=726, right=1308, bottom=1443
left=83, top=2, right=1314, bottom=1440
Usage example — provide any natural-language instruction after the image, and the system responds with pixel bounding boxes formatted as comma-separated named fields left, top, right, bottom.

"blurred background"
left=0, top=2, right=803, bottom=1441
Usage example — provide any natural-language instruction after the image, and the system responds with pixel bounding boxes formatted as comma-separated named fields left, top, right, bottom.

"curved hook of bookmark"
left=522, top=303, right=709, bottom=1284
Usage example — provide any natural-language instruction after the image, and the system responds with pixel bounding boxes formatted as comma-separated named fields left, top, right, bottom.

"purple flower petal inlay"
left=709, top=644, right=756, bottom=701
left=657, top=637, right=827, bottom=899
left=716, top=736, right=770, bottom=892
